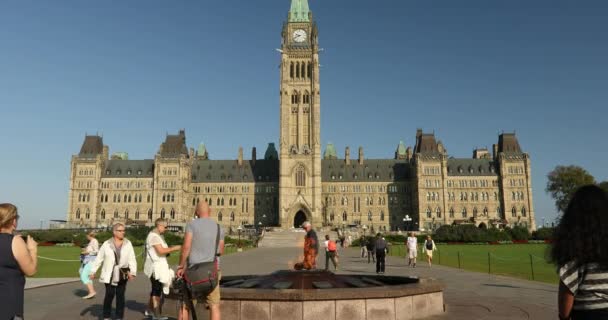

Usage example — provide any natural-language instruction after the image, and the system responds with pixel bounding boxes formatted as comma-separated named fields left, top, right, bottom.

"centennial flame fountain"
left=217, top=269, right=444, bottom=320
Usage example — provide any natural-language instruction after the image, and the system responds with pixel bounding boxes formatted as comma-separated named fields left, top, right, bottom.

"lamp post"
left=403, top=215, right=412, bottom=231
left=237, top=225, right=243, bottom=252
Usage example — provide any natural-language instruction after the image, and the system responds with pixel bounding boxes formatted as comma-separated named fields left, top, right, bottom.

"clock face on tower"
left=292, top=29, right=307, bottom=43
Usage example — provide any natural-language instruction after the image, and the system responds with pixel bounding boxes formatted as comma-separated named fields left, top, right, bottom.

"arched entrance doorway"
left=293, top=210, right=307, bottom=228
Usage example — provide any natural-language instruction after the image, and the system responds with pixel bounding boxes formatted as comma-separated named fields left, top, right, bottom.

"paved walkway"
left=26, top=277, right=80, bottom=289
left=24, top=247, right=557, bottom=319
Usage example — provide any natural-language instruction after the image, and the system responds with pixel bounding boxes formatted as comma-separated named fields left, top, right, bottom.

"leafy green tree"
left=599, top=181, right=608, bottom=193
left=546, top=165, right=595, bottom=213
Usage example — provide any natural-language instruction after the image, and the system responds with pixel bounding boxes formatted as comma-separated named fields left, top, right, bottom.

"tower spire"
left=289, top=0, right=310, bottom=22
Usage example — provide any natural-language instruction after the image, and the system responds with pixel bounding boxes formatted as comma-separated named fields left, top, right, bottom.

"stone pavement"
left=26, top=277, right=80, bottom=289
left=24, top=247, right=557, bottom=319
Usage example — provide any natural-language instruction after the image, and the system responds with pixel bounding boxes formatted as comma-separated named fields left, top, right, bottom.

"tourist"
left=551, top=185, right=608, bottom=319
left=407, top=232, right=417, bottom=268
left=144, top=218, right=181, bottom=319
left=375, top=233, right=388, bottom=274
left=360, top=237, right=367, bottom=258
left=177, top=201, right=224, bottom=320
left=0, top=203, right=38, bottom=320
left=366, top=236, right=376, bottom=264
left=324, top=234, right=339, bottom=271
left=89, top=222, right=137, bottom=320
left=424, top=235, right=437, bottom=268
left=302, top=221, right=319, bottom=270
left=80, top=231, right=99, bottom=299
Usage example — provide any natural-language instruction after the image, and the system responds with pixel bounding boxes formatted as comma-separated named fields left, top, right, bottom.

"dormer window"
left=127, top=170, right=132, bottom=175
left=116, top=170, right=121, bottom=175
left=469, top=166, right=474, bottom=173
left=338, top=174, right=343, bottom=180
left=137, top=170, right=142, bottom=175
left=458, top=167, right=463, bottom=173
left=106, top=170, right=110, bottom=175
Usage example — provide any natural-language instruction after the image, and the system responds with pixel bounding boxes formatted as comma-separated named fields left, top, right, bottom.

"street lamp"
left=403, top=215, right=412, bottom=231
left=237, top=225, right=243, bottom=252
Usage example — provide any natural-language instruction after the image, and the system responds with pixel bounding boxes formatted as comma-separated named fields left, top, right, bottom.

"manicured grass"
left=388, top=244, right=558, bottom=284
left=34, top=245, right=247, bottom=278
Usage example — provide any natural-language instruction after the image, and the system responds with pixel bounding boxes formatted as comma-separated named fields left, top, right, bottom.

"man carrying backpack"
left=324, top=235, right=339, bottom=271
left=176, top=201, right=224, bottom=320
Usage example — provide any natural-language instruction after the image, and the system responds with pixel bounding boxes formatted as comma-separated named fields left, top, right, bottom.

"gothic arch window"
left=148, top=209, right=153, bottom=221
left=218, top=212, right=223, bottom=221
left=296, top=62, right=300, bottom=78
left=171, top=194, right=175, bottom=202
left=290, top=62, right=294, bottom=78
left=296, top=166, right=306, bottom=187
left=221, top=198, right=225, bottom=206
left=511, top=207, right=517, bottom=217
left=105, top=194, right=109, bottom=202
left=230, top=212, right=235, bottom=222
left=426, top=192, right=431, bottom=201
left=436, top=207, right=442, bottom=218
left=380, top=211, right=385, bottom=221
left=162, top=194, right=166, bottom=202
left=521, top=207, right=527, bottom=217
left=85, top=208, right=90, bottom=219
left=125, top=209, right=129, bottom=220
left=307, top=62, right=312, bottom=78
left=301, top=62, right=305, bottom=78
left=449, top=208, right=455, bottom=218
left=217, top=198, right=221, bottom=206
left=128, top=195, right=132, bottom=203
left=426, top=207, right=432, bottom=218
left=114, top=210, right=119, bottom=219
left=330, top=212, right=335, bottom=222
left=170, top=208, right=175, bottom=220
left=101, top=209, right=106, bottom=220
left=342, top=212, right=347, bottom=222
left=462, top=207, right=468, bottom=218
left=76, top=209, right=81, bottom=219
left=135, top=210, right=140, bottom=220
left=161, top=208, right=166, bottom=219
left=367, top=211, right=372, bottom=221
left=473, top=207, right=478, bottom=217
left=147, top=194, right=151, bottom=203
left=483, top=207, right=489, bottom=216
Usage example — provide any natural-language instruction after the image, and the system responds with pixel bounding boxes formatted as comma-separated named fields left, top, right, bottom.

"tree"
left=546, top=165, right=595, bottom=213
left=599, top=181, right=608, bottom=193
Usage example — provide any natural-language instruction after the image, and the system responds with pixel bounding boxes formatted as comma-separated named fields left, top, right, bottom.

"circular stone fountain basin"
left=217, top=270, right=444, bottom=320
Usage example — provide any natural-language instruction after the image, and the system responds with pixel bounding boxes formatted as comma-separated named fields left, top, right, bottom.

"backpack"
left=327, top=240, right=337, bottom=252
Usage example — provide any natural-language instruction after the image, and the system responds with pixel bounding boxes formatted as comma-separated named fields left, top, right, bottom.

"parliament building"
left=67, top=0, right=536, bottom=232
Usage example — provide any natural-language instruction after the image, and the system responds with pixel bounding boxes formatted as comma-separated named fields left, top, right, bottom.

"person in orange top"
left=302, top=221, right=318, bottom=270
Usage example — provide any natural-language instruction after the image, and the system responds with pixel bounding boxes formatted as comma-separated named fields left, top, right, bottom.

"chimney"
left=406, top=147, right=413, bottom=160
left=189, top=147, right=195, bottom=159
left=492, top=144, right=498, bottom=159
left=252, top=147, right=257, bottom=167
left=238, top=146, right=243, bottom=166
left=358, top=146, right=364, bottom=165
left=345, top=147, right=351, bottom=165
left=102, top=145, right=109, bottom=160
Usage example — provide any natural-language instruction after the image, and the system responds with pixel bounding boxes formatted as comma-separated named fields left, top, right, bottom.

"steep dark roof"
left=414, top=133, right=440, bottom=155
left=498, top=133, right=523, bottom=154
left=447, top=159, right=498, bottom=176
left=191, top=160, right=279, bottom=183
left=322, top=159, right=413, bottom=182
left=79, top=136, right=103, bottom=157
left=102, top=160, right=155, bottom=178
left=160, top=130, right=188, bottom=157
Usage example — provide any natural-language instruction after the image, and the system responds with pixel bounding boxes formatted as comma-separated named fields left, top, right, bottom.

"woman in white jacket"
left=89, top=223, right=137, bottom=320
left=144, top=218, right=180, bottom=319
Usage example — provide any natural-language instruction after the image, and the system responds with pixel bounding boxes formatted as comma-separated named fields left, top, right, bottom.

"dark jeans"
left=367, top=250, right=375, bottom=263
left=376, top=250, right=386, bottom=273
left=571, top=308, right=608, bottom=319
left=104, top=282, right=127, bottom=319
left=325, top=251, right=338, bottom=270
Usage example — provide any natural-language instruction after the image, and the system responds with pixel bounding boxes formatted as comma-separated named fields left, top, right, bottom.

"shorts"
left=150, top=276, right=163, bottom=297
left=192, top=271, right=222, bottom=306
left=426, top=250, right=433, bottom=258
left=408, top=249, right=417, bottom=259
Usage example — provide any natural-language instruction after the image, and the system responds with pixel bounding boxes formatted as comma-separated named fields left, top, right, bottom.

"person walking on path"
left=0, top=203, right=38, bottom=320
left=366, top=237, right=376, bottom=264
left=89, top=222, right=137, bottom=320
left=424, top=235, right=437, bottom=268
left=360, top=237, right=367, bottom=258
left=374, top=233, right=388, bottom=274
left=301, top=221, right=319, bottom=270
left=80, top=231, right=99, bottom=299
left=144, top=218, right=181, bottom=320
left=177, top=201, right=224, bottom=320
left=406, top=232, right=418, bottom=268
left=551, top=185, right=608, bottom=320
left=323, top=235, right=339, bottom=271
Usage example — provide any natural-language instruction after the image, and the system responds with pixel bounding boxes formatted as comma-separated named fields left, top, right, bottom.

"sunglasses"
left=115, top=229, right=126, bottom=232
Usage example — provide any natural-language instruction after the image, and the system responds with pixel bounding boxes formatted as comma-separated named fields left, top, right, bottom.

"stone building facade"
left=67, top=0, right=535, bottom=231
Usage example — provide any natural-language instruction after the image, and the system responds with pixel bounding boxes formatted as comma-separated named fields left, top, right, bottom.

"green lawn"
left=388, top=244, right=558, bottom=284
left=34, top=245, right=246, bottom=278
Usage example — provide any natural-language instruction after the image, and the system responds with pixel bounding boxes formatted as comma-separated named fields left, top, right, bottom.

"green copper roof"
left=397, top=141, right=407, bottom=156
left=324, top=142, right=337, bottom=159
left=264, top=143, right=279, bottom=160
left=111, top=152, right=129, bottom=160
left=197, top=142, right=207, bottom=157
left=289, top=0, right=310, bottom=22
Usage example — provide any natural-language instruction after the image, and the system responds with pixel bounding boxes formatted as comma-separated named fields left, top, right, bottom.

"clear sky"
left=1, top=0, right=607, bottom=229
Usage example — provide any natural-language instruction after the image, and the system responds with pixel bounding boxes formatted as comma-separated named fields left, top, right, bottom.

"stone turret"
left=345, top=147, right=351, bottom=165
left=238, top=146, right=243, bottom=166
left=358, top=147, right=364, bottom=165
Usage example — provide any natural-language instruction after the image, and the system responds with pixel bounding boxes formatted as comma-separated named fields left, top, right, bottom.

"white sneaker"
left=82, top=292, right=96, bottom=299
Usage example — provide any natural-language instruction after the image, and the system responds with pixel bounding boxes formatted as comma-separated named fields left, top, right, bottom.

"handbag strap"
left=213, top=223, right=220, bottom=257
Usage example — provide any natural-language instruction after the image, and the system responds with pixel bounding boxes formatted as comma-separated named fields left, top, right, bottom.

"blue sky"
left=1, top=0, right=607, bottom=229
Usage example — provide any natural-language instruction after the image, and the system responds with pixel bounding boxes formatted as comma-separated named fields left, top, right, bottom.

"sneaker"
left=82, top=292, right=96, bottom=299
left=144, top=310, right=152, bottom=318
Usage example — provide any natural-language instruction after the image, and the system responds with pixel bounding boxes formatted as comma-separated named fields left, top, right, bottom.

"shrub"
left=532, top=227, right=555, bottom=240
left=506, top=226, right=530, bottom=241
